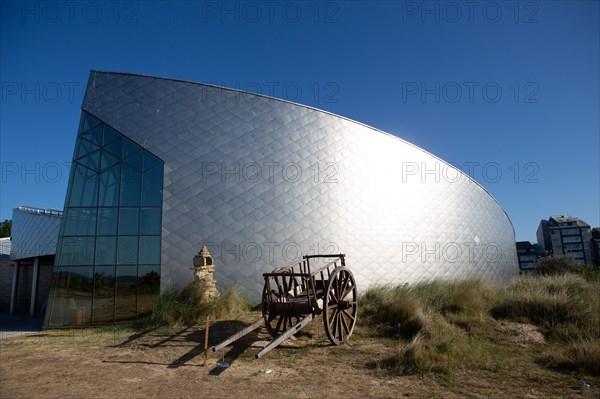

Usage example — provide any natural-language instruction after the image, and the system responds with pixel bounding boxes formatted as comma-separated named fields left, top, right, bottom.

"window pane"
left=95, top=236, right=117, bottom=265
left=115, top=266, right=137, bottom=323
left=47, top=266, right=93, bottom=326
left=140, top=208, right=161, bottom=235
left=93, top=266, right=115, bottom=324
left=76, top=139, right=99, bottom=159
left=117, top=236, right=138, bottom=265
left=99, top=164, right=120, bottom=207
left=120, top=164, right=141, bottom=206
left=103, top=137, right=122, bottom=158
left=141, top=165, right=163, bottom=207
left=143, top=151, right=162, bottom=172
left=69, top=164, right=98, bottom=207
left=81, top=125, right=102, bottom=145
left=83, top=112, right=101, bottom=132
left=97, top=208, right=118, bottom=235
left=139, top=236, right=160, bottom=264
left=138, top=265, right=160, bottom=317
left=100, top=150, right=120, bottom=172
left=103, top=125, right=120, bottom=145
left=119, top=208, right=139, bottom=235
left=64, top=208, right=97, bottom=236
left=123, top=137, right=141, bottom=158
left=78, top=150, right=101, bottom=171
left=58, top=237, right=95, bottom=266
left=123, top=151, right=142, bottom=172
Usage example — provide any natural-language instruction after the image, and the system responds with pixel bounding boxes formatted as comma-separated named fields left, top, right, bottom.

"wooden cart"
left=211, top=254, right=358, bottom=358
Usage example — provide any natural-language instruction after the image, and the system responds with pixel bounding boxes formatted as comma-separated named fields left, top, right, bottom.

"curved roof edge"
left=88, top=70, right=515, bottom=235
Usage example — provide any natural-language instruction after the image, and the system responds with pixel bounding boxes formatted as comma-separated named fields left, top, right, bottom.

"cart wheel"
left=261, top=281, right=299, bottom=338
left=323, top=266, right=358, bottom=345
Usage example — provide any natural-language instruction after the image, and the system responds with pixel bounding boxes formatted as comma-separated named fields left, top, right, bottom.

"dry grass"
left=135, top=280, right=251, bottom=330
left=361, top=275, right=600, bottom=377
left=2, top=274, right=600, bottom=398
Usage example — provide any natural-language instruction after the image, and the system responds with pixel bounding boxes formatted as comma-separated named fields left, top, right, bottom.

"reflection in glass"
left=124, top=150, right=142, bottom=172
left=69, top=164, right=98, bottom=207
left=99, top=164, right=121, bottom=207
left=103, top=125, right=121, bottom=145
left=83, top=113, right=101, bottom=132
left=139, top=236, right=160, bottom=264
left=47, top=111, right=164, bottom=326
left=140, top=208, right=161, bottom=235
left=119, top=208, right=139, bottom=235
left=116, top=266, right=137, bottom=322
left=123, top=137, right=141, bottom=158
left=103, top=137, right=122, bottom=158
left=100, top=150, right=120, bottom=171
left=95, top=236, right=117, bottom=265
left=97, top=208, right=118, bottom=235
left=47, top=266, right=93, bottom=326
left=82, top=125, right=102, bottom=145
left=118, top=236, right=138, bottom=265
left=93, top=266, right=116, bottom=324
left=78, top=150, right=101, bottom=171
left=138, top=265, right=160, bottom=316
left=121, top=164, right=141, bottom=206
left=143, top=151, right=162, bottom=172
left=77, top=139, right=99, bottom=159
left=58, top=237, right=95, bottom=266
left=141, top=165, right=163, bottom=207
left=64, top=208, right=97, bottom=236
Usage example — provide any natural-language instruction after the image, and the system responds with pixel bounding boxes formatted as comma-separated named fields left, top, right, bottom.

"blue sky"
left=1, top=0, right=598, bottom=242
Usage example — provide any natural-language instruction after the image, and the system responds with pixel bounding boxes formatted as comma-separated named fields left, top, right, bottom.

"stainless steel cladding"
left=83, top=71, right=518, bottom=300
left=10, top=207, right=62, bottom=260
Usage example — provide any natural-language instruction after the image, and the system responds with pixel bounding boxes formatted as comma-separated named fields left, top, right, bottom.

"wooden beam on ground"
left=255, top=314, right=314, bottom=359
left=211, top=317, right=264, bottom=352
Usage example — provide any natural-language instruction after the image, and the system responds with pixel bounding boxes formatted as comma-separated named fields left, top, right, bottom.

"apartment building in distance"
left=536, top=215, right=593, bottom=265
left=515, top=241, right=543, bottom=275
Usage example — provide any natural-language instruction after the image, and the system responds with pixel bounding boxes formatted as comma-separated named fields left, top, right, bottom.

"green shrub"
left=536, top=255, right=580, bottom=276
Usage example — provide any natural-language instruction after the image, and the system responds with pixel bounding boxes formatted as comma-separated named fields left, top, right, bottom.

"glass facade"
left=45, top=112, right=163, bottom=326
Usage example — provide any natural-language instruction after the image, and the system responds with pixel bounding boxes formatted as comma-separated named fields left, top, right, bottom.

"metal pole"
left=30, top=257, right=39, bottom=317
left=203, top=315, right=210, bottom=366
left=9, top=261, right=20, bottom=315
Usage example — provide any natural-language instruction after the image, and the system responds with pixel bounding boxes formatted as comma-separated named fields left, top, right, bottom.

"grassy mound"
left=361, top=274, right=600, bottom=377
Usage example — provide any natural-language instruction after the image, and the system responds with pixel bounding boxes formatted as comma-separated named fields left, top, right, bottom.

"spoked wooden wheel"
left=262, top=281, right=300, bottom=338
left=323, top=266, right=358, bottom=345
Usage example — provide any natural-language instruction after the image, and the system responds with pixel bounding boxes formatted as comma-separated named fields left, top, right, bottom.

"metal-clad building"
left=45, top=71, right=518, bottom=326
left=10, top=206, right=62, bottom=260
left=3, top=206, right=61, bottom=315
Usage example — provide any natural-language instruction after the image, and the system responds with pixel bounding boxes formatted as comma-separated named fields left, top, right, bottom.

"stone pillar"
left=192, top=245, right=218, bottom=300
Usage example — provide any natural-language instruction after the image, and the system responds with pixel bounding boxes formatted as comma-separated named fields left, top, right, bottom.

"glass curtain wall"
left=45, top=111, right=163, bottom=326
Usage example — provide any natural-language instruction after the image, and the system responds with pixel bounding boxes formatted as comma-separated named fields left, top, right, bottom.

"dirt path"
left=1, top=319, right=597, bottom=399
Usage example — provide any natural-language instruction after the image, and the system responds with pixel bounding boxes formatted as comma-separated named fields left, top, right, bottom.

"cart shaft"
left=211, top=317, right=264, bottom=352
left=255, top=313, right=314, bottom=359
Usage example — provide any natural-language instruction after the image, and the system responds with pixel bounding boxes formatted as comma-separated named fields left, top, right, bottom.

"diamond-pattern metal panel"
left=10, top=208, right=61, bottom=260
left=82, top=71, right=518, bottom=300
left=0, top=238, right=11, bottom=259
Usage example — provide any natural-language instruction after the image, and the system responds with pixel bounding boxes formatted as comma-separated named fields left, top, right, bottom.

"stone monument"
left=192, top=245, right=218, bottom=300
